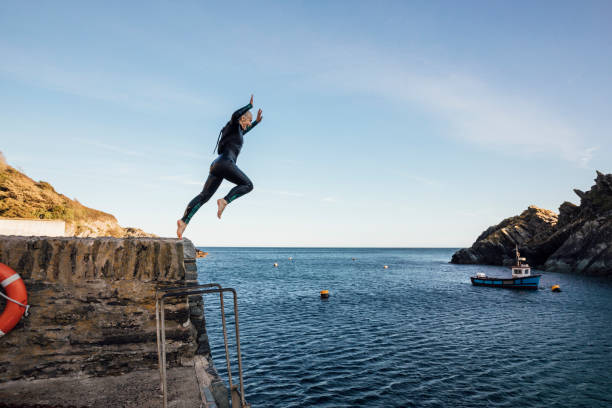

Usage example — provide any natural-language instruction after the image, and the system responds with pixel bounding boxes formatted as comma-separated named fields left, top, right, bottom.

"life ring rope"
left=0, top=290, right=30, bottom=317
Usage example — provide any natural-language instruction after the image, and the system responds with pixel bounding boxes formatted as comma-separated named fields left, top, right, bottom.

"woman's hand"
left=256, top=108, right=263, bottom=123
left=250, top=94, right=254, bottom=105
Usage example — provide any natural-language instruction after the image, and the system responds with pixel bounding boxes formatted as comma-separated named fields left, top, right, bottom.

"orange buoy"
left=552, top=285, right=561, bottom=292
left=383, top=265, right=389, bottom=269
left=320, top=290, right=329, bottom=299
left=0, top=263, right=29, bottom=337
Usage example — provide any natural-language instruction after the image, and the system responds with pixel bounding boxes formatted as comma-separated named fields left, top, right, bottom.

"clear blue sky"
left=1, top=1, right=611, bottom=246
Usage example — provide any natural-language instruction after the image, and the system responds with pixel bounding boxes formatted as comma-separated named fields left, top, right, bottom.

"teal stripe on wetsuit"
left=244, top=119, right=258, bottom=134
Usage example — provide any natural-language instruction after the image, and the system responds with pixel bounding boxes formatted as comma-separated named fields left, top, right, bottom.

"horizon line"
left=193, top=245, right=463, bottom=249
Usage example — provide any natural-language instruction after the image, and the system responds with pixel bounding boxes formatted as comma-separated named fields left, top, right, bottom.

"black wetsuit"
left=181, top=103, right=259, bottom=225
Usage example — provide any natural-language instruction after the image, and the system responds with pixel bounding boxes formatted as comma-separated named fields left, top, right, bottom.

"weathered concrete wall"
left=0, top=236, right=202, bottom=381
left=0, top=219, right=66, bottom=237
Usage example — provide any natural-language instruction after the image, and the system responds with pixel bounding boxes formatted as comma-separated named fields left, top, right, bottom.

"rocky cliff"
left=451, top=171, right=612, bottom=276
left=0, top=158, right=153, bottom=238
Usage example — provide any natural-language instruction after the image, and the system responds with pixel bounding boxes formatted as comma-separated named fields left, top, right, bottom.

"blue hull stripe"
left=470, top=275, right=541, bottom=290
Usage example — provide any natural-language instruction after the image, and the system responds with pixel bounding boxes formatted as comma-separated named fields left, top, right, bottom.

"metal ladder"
left=155, top=283, right=250, bottom=408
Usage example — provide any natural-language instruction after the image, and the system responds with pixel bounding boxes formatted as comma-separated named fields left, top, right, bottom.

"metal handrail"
left=156, top=283, right=231, bottom=397
left=155, top=284, right=249, bottom=408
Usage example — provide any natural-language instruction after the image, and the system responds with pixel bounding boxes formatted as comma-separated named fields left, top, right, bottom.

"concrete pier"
left=0, top=236, right=228, bottom=407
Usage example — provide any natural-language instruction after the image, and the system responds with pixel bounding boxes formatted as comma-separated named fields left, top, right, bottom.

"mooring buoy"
left=273, top=263, right=278, bottom=267
left=320, top=290, right=329, bottom=299
left=552, top=285, right=561, bottom=292
left=383, top=265, right=389, bottom=269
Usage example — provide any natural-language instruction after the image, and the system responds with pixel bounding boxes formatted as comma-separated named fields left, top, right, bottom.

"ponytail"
left=213, top=121, right=231, bottom=154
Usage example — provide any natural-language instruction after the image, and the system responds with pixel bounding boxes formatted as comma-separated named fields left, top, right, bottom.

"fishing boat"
left=470, top=246, right=541, bottom=290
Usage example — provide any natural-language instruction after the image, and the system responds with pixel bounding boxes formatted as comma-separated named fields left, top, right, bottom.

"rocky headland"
left=451, top=171, right=612, bottom=277
left=0, top=154, right=153, bottom=238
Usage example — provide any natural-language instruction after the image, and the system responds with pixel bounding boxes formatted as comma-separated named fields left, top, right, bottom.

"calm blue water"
left=196, top=248, right=612, bottom=408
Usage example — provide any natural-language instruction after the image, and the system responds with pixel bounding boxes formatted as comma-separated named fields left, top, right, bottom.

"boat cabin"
left=511, top=246, right=531, bottom=278
left=511, top=265, right=531, bottom=278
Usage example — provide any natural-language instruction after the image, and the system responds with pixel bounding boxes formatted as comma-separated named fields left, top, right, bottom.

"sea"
left=195, top=247, right=612, bottom=408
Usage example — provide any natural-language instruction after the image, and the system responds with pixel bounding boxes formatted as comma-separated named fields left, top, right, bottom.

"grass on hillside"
left=0, top=165, right=116, bottom=224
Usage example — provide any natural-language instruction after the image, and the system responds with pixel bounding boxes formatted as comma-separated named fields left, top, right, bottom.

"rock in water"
left=451, top=171, right=612, bottom=277
left=451, top=206, right=557, bottom=266
left=543, top=171, right=612, bottom=275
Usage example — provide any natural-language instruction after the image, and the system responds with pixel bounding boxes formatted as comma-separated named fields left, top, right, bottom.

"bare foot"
left=176, top=219, right=187, bottom=239
left=217, top=198, right=228, bottom=219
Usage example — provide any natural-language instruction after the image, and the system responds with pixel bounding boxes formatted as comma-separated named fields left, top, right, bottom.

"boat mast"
left=514, top=245, right=528, bottom=267
left=515, top=245, right=520, bottom=267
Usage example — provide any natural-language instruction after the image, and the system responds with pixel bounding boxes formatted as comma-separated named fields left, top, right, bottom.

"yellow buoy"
left=273, top=263, right=278, bottom=267
left=320, top=290, right=329, bottom=299
left=383, top=265, right=389, bottom=269
left=552, top=285, right=561, bottom=292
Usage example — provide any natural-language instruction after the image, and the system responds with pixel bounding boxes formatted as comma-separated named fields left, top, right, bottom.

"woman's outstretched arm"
left=231, top=94, right=254, bottom=122
left=244, top=108, right=263, bottom=135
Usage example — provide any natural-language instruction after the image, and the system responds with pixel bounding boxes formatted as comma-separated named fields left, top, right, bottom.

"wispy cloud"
left=160, top=175, right=203, bottom=186
left=456, top=210, right=482, bottom=218
left=578, top=147, right=598, bottom=168
left=0, top=43, right=215, bottom=113
left=321, top=61, right=596, bottom=166
left=252, top=39, right=598, bottom=166
left=72, top=137, right=146, bottom=157
left=322, top=196, right=338, bottom=203
left=180, top=151, right=209, bottom=160
left=403, top=174, right=442, bottom=187
left=258, top=188, right=305, bottom=197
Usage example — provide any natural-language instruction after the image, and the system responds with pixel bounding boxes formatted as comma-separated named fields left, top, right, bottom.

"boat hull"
left=470, top=275, right=541, bottom=290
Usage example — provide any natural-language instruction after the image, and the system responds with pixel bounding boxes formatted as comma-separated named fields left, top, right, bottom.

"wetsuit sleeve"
left=243, top=120, right=259, bottom=135
left=230, top=103, right=253, bottom=122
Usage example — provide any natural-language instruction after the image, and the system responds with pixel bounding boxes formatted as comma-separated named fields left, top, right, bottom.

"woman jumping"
left=177, top=94, right=263, bottom=239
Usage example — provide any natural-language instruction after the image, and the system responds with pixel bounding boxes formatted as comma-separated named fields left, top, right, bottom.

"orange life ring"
left=0, top=263, right=28, bottom=337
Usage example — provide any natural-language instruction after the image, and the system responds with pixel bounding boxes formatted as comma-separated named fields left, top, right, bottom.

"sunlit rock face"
left=451, top=206, right=558, bottom=266
left=0, top=164, right=155, bottom=238
left=451, top=171, right=612, bottom=277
